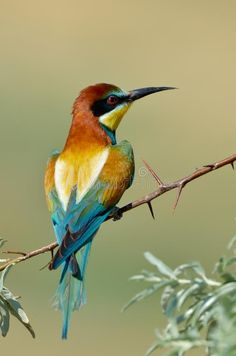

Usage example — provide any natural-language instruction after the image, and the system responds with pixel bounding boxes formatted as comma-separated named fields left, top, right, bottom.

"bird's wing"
left=49, top=140, right=134, bottom=269
left=44, top=149, right=60, bottom=213
left=45, top=145, right=109, bottom=243
left=99, top=140, right=134, bottom=207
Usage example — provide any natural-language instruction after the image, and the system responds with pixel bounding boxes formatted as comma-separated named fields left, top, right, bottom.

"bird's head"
left=72, top=83, right=175, bottom=141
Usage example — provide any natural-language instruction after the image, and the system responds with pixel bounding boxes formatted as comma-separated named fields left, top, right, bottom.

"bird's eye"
left=107, top=95, right=119, bottom=105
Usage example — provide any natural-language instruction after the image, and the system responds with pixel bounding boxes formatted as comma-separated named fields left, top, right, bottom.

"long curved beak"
left=128, top=86, right=176, bottom=102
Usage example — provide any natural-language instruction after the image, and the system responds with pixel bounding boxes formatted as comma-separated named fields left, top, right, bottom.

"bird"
left=44, top=83, right=174, bottom=339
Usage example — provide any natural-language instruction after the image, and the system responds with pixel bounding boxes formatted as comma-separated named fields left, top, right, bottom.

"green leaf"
left=191, top=263, right=206, bottom=279
left=161, top=285, right=175, bottom=313
left=130, top=274, right=161, bottom=283
left=0, top=265, right=35, bottom=338
left=145, top=340, right=161, bottom=356
left=0, top=264, right=13, bottom=292
left=228, top=235, right=236, bottom=250
left=0, top=298, right=10, bottom=336
left=177, top=284, right=201, bottom=310
left=191, top=282, right=236, bottom=325
left=1, top=287, right=35, bottom=338
left=129, top=274, right=146, bottom=281
left=225, top=256, right=236, bottom=268
left=174, top=262, right=202, bottom=276
left=166, top=351, right=183, bottom=356
left=123, top=281, right=171, bottom=312
left=144, top=252, right=177, bottom=280
left=213, top=256, right=226, bottom=275
left=165, top=292, right=178, bottom=318
left=176, top=306, right=196, bottom=325
left=220, top=272, right=236, bottom=283
left=0, top=239, right=7, bottom=249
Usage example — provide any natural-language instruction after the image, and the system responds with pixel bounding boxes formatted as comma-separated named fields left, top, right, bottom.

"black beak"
left=128, top=86, right=176, bottom=102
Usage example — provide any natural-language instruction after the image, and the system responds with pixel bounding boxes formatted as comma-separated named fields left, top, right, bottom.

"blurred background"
left=0, top=0, right=236, bottom=355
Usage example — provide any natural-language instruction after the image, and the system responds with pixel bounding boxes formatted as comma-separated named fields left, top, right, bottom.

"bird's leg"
left=40, top=248, right=55, bottom=271
left=112, top=206, right=123, bottom=221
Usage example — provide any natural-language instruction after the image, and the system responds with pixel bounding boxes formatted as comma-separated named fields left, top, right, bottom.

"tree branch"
left=0, top=242, right=57, bottom=272
left=1, top=153, right=235, bottom=272
left=108, top=153, right=236, bottom=217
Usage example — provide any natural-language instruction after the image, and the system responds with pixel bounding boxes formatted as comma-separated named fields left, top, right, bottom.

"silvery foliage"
left=0, top=239, right=35, bottom=338
left=124, top=236, right=236, bottom=356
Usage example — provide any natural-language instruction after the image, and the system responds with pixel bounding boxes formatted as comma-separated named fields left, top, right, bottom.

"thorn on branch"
left=39, top=261, right=51, bottom=271
left=231, top=162, right=235, bottom=170
left=143, top=160, right=164, bottom=186
left=147, top=201, right=155, bottom=219
left=173, top=184, right=185, bottom=212
left=2, top=250, right=27, bottom=256
left=203, top=164, right=216, bottom=170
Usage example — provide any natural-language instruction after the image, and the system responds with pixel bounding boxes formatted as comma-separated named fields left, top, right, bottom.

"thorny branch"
left=0, top=153, right=236, bottom=272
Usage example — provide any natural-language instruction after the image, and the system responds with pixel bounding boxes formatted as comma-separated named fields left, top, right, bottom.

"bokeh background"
left=1, top=1, right=236, bottom=355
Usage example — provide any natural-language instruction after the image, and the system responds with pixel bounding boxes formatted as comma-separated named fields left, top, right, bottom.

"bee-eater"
left=44, top=83, right=174, bottom=338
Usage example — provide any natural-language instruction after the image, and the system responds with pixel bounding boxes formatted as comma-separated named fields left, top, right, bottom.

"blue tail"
left=49, top=189, right=114, bottom=338
left=53, top=241, right=92, bottom=339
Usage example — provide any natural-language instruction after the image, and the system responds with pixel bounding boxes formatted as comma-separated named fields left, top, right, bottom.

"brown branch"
left=0, top=242, right=57, bottom=271
left=108, top=153, right=236, bottom=217
left=2, top=250, right=27, bottom=256
left=0, top=153, right=235, bottom=272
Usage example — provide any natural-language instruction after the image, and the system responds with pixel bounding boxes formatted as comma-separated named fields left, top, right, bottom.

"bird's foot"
left=112, top=207, right=123, bottom=221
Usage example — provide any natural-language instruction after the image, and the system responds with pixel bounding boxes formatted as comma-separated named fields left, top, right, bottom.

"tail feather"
left=51, top=211, right=112, bottom=338
left=70, top=253, right=83, bottom=281
left=54, top=241, right=92, bottom=339
left=59, top=258, right=70, bottom=284
left=51, top=211, right=111, bottom=270
left=59, top=254, right=82, bottom=284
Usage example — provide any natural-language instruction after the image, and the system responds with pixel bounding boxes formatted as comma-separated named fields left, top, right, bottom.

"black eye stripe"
left=91, top=95, right=125, bottom=117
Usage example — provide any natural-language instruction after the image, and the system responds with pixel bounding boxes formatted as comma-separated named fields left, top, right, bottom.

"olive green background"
left=1, top=1, right=236, bottom=355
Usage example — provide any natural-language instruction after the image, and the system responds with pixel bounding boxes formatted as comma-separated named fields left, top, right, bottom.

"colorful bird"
left=44, top=83, right=174, bottom=338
